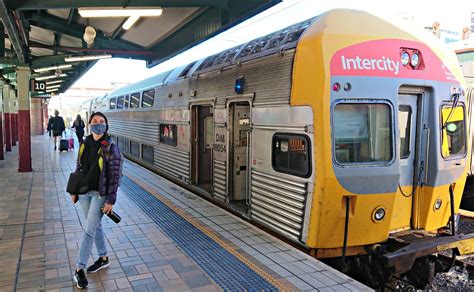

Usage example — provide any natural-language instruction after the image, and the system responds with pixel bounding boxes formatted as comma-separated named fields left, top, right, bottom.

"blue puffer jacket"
left=76, top=135, right=122, bottom=205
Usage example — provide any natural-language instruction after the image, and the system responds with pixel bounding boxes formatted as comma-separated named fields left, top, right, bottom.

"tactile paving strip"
left=121, top=176, right=280, bottom=291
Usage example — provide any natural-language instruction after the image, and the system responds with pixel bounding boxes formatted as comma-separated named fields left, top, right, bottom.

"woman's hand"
left=102, top=203, right=113, bottom=214
left=70, top=194, right=78, bottom=204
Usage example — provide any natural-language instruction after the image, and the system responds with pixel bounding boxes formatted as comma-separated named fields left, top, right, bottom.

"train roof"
left=104, top=16, right=317, bottom=99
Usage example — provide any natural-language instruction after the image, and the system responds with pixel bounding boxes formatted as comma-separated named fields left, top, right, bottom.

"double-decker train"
left=76, top=9, right=474, bottom=288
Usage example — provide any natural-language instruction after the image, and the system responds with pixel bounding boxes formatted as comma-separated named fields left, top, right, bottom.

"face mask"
left=90, top=123, right=106, bottom=135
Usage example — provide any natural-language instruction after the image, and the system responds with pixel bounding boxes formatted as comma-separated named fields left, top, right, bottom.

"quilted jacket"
left=76, top=135, right=122, bottom=205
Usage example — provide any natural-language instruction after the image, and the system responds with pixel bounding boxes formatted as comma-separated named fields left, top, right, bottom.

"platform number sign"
left=31, top=80, right=46, bottom=92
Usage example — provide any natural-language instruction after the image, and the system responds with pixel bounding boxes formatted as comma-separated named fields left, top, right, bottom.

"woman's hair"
left=88, top=111, right=109, bottom=132
left=76, top=114, right=81, bottom=120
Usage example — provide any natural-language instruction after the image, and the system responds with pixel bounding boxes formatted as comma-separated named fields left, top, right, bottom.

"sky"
left=62, top=0, right=474, bottom=97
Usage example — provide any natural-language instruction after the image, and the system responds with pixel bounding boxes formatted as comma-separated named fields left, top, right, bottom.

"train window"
left=130, top=93, right=140, bottom=108
left=130, top=141, right=140, bottom=157
left=117, top=96, right=124, bottom=109
left=333, top=103, right=393, bottom=164
left=272, top=134, right=311, bottom=177
left=142, top=144, right=154, bottom=164
left=141, top=89, right=155, bottom=108
left=441, top=105, right=466, bottom=158
left=124, top=95, right=130, bottom=108
left=160, top=124, right=177, bottom=146
left=398, top=105, right=412, bottom=159
left=109, top=98, right=117, bottom=110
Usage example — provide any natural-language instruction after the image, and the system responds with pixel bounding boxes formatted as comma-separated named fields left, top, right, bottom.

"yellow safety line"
left=126, top=173, right=290, bottom=291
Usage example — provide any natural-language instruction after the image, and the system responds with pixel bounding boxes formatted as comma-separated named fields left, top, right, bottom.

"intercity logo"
left=341, top=56, right=400, bottom=75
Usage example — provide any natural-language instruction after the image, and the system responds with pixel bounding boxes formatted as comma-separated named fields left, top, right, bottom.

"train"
left=74, top=9, right=474, bottom=289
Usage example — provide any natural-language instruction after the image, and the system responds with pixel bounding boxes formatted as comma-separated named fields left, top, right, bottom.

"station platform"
left=0, top=133, right=371, bottom=291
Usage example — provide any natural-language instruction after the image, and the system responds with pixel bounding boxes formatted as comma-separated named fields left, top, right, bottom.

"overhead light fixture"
left=46, top=88, right=59, bottom=92
left=65, top=54, right=112, bottom=62
left=78, top=8, right=162, bottom=18
left=122, top=15, right=140, bottom=30
left=47, top=84, right=61, bottom=89
left=46, top=80, right=64, bottom=85
left=36, top=73, right=67, bottom=81
left=34, top=64, right=72, bottom=73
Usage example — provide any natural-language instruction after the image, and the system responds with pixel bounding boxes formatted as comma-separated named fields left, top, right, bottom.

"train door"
left=228, top=102, right=251, bottom=211
left=191, top=105, right=214, bottom=192
left=396, top=94, right=420, bottom=229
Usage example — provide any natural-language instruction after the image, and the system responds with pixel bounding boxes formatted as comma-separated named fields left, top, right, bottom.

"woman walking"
left=71, top=114, right=86, bottom=143
left=69, top=112, right=122, bottom=289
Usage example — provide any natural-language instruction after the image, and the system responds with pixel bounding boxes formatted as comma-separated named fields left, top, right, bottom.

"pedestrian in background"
left=72, top=114, right=86, bottom=143
left=50, top=110, right=65, bottom=150
left=47, top=115, right=53, bottom=137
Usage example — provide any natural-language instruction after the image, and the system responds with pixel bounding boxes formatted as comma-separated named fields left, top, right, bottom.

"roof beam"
left=7, top=0, right=228, bottom=10
left=0, top=0, right=26, bottom=63
left=29, top=13, right=144, bottom=51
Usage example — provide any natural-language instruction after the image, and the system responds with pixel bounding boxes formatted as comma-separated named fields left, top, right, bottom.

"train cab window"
left=109, top=98, right=117, bottom=110
left=399, top=105, right=412, bottom=159
left=441, top=105, right=466, bottom=158
left=130, top=93, right=140, bottom=108
left=124, top=95, right=130, bottom=108
left=333, top=103, right=393, bottom=164
left=130, top=141, right=140, bottom=157
left=117, top=96, right=124, bottom=109
left=142, top=144, right=154, bottom=164
left=141, top=89, right=155, bottom=108
left=272, top=134, right=311, bottom=177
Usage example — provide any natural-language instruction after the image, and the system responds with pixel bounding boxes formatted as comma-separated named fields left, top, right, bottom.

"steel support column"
left=3, top=84, right=11, bottom=151
left=0, top=81, right=4, bottom=160
left=17, top=66, right=31, bottom=172
left=10, top=88, right=16, bottom=146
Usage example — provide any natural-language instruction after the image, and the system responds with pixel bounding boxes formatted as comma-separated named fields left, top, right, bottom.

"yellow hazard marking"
left=126, top=173, right=291, bottom=291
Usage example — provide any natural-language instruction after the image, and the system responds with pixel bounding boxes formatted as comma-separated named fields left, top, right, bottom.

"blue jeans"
left=76, top=191, right=107, bottom=269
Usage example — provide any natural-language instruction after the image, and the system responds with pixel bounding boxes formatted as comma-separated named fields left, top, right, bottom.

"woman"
left=70, top=112, right=122, bottom=289
left=71, top=114, right=86, bottom=143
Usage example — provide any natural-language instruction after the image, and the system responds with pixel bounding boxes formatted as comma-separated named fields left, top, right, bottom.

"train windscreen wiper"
left=442, top=93, right=461, bottom=130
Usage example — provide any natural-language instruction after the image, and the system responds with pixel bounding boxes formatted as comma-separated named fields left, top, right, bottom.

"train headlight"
left=434, top=198, right=443, bottom=211
left=372, top=206, right=386, bottom=223
left=410, top=53, right=420, bottom=67
left=343, top=82, right=352, bottom=92
left=401, top=52, right=410, bottom=66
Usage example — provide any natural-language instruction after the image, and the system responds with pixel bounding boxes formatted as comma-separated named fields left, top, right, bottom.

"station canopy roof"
left=0, top=0, right=280, bottom=95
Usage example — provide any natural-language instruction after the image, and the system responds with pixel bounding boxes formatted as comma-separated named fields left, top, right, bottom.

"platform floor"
left=0, top=133, right=371, bottom=291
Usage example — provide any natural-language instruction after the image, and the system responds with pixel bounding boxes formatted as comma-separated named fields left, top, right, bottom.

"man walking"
left=51, top=110, right=65, bottom=150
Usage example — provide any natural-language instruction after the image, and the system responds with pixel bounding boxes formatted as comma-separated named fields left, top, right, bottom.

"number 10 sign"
left=30, top=80, right=46, bottom=92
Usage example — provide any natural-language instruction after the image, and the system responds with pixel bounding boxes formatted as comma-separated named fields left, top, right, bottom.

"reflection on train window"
left=142, top=144, right=154, bottom=164
left=117, top=136, right=126, bottom=154
left=117, top=96, right=124, bottom=109
left=124, top=95, right=130, bottom=108
left=272, top=134, right=311, bottom=177
left=141, top=89, right=155, bottom=108
left=130, top=141, right=140, bottom=157
left=160, top=124, right=177, bottom=146
left=130, top=93, right=140, bottom=108
left=398, top=105, right=412, bottom=159
left=441, top=105, right=466, bottom=158
left=333, top=103, right=392, bottom=164
left=109, top=97, right=116, bottom=110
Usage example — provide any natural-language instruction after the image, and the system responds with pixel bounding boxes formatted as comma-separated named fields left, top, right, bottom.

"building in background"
left=48, top=84, right=128, bottom=127
left=455, top=44, right=474, bottom=84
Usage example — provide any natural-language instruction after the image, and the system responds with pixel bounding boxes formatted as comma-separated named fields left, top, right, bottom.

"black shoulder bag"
left=66, top=154, right=100, bottom=195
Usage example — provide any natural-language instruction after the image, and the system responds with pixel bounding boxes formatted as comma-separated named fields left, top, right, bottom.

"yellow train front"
left=94, top=9, right=474, bottom=289
left=296, top=9, right=474, bottom=287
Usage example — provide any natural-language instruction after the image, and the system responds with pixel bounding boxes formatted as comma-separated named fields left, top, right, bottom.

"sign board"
left=30, top=80, right=46, bottom=92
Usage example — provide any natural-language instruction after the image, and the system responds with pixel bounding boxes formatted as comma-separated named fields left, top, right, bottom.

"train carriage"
left=85, top=9, right=474, bottom=288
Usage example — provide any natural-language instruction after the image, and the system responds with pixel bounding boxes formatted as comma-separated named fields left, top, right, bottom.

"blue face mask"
left=90, top=123, right=107, bottom=135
